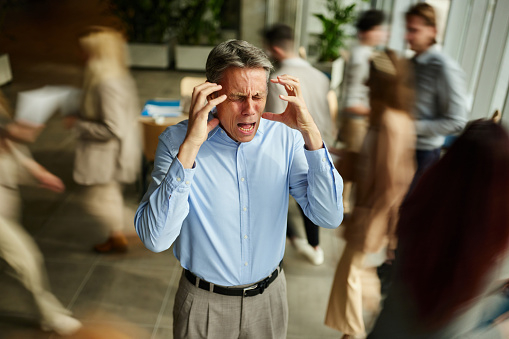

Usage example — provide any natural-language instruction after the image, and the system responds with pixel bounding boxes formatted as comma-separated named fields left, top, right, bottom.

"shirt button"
left=244, top=262, right=248, bottom=266
left=244, top=235, right=248, bottom=239
left=185, top=181, right=190, bottom=185
left=322, top=158, right=326, bottom=162
left=176, top=177, right=181, bottom=182
left=241, top=177, right=245, bottom=182
left=243, top=207, right=247, bottom=211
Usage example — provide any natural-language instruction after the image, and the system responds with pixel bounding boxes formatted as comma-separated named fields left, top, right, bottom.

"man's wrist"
left=177, top=140, right=201, bottom=169
left=300, top=125, right=323, bottom=150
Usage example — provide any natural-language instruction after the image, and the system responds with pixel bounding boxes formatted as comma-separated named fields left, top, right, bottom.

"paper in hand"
left=15, top=86, right=82, bottom=126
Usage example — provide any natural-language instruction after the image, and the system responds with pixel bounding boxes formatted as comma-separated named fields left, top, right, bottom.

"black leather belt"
left=184, top=261, right=283, bottom=297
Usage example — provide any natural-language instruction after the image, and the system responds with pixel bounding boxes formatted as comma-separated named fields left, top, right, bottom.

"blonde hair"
left=80, top=27, right=129, bottom=119
left=80, top=27, right=128, bottom=81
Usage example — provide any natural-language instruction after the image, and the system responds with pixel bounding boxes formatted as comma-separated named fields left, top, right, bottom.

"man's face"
left=214, top=67, right=267, bottom=143
left=405, top=15, right=436, bottom=54
left=361, top=25, right=388, bottom=47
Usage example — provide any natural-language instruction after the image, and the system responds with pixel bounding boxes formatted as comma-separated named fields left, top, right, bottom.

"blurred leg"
left=0, top=216, right=69, bottom=320
left=325, top=243, right=366, bottom=335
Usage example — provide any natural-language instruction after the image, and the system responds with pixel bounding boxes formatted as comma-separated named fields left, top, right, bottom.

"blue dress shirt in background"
left=135, top=114, right=343, bottom=286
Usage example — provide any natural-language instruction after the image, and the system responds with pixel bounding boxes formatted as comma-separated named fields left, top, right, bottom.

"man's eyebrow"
left=228, top=92, right=267, bottom=97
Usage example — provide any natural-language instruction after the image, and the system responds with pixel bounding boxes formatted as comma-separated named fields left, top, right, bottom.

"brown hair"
left=397, top=120, right=509, bottom=328
left=405, top=3, right=436, bottom=27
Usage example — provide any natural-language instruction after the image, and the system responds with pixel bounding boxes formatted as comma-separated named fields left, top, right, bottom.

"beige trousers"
left=325, top=243, right=380, bottom=335
left=0, top=216, right=70, bottom=321
left=173, top=270, right=288, bottom=339
left=79, top=182, right=124, bottom=232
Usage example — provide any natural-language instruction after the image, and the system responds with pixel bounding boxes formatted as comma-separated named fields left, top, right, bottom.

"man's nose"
left=242, top=98, right=257, bottom=115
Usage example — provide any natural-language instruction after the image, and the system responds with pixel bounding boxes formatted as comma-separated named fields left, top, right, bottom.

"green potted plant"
left=313, top=0, right=357, bottom=63
left=174, top=0, right=224, bottom=71
left=105, top=0, right=180, bottom=68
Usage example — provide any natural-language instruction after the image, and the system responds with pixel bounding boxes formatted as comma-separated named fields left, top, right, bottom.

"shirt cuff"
left=163, top=157, right=196, bottom=192
left=304, top=143, right=334, bottom=172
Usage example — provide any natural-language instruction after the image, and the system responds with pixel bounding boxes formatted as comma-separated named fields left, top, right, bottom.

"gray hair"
left=206, top=39, right=274, bottom=84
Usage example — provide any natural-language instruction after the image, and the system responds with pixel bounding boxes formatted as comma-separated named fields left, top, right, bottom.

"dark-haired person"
left=369, top=120, right=509, bottom=338
left=405, top=3, right=467, bottom=189
left=264, top=23, right=334, bottom=265
left=339, top=9, right=386, bottom=215
left=135, top=40, right=343, bottom=339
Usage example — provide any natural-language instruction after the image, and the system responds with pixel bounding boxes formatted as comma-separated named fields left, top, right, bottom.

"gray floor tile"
left=70, top=264, right=178, bottom=326
left=44, top=260, right=94, bottom=308
left=286, top=274, right=340, bottom=338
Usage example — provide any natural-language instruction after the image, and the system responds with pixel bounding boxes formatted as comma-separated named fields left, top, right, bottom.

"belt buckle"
left=243, top=283, right=258, bottom=297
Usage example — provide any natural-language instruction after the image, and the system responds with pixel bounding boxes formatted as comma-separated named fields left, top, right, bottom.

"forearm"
left=301, top=125, right=324, bottom=151
left=177, top=140, right=200, bottom=169
left=75, top=120, right=116, bottom=141
left=292, top=146, right=344, bottom=228
left=135, top=154, right=193, bottom=252
left=415, top=115, right=465, bottom=137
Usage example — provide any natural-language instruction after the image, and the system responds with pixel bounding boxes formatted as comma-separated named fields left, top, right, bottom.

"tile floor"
left=0, top=65, right=380, bottom=339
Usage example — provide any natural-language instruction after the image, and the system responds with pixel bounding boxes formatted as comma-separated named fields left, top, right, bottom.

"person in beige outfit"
left=64, top=27, right=141, bottom=253
left=325, top=50, right=416, bottom=338
left=0, top=92, right=82, bottom=336
left=339, top=10, right=387, bottom=214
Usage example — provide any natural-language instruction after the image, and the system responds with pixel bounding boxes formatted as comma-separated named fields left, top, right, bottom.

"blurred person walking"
left=369, top=120, right=509, bottom=338
left=405, top=3, right=467, bottom=189
left=0, top=92, right=82, bottom=336
left=338, top=10, right=386, bottom=215
left=325, top=49, right=415, bottom=339
left=264, top=24, right=334, bottom=265
left=64, top=27, right=141, bottom=253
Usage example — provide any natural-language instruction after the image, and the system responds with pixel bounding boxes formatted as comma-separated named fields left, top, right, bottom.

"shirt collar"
left=414, top=44, right=440, bottom=64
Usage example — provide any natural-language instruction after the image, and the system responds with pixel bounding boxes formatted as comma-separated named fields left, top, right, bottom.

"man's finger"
left=190, top=84, right=223, bottom=116
left=276, top=77, right=301, bottom=97
left=201, top=94, right=227, bottom=113
left=262, top=112, right=284, bottom=122
left=278, top=74, right=300, bottom=82
left=279, top=94, right=301, bottom=105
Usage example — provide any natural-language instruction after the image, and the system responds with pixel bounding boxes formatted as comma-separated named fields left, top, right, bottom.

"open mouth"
left=238, top=122, right=255, bottom=133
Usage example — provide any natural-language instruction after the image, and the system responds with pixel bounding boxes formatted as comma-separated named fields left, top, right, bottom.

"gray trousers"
left=173, top=269, right=288, bottom=339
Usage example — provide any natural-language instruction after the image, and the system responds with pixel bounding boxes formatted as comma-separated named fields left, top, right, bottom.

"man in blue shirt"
left=135, top=39, right=343, bottom=339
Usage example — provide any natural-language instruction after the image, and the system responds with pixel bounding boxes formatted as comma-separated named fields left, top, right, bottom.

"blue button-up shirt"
left=135, top=114, right=343, bottom=286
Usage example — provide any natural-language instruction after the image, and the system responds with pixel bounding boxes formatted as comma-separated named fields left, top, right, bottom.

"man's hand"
left=262, top=75, right=323, bottom=150
left=178, top=82, right=226, bottom=168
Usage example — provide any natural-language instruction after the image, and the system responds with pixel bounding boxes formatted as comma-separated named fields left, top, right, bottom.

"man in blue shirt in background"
left=135, top=39, right=343, bottom=339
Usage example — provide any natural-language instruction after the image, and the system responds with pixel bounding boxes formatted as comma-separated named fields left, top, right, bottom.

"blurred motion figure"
left=369, top=120, right=509, bottom=338
left=326, top=49, right=415, bottom=338
left=405, top=3, right=467, bottom=189
left=65, top=27, right=141, bottom=253
left=338, top=10, right=386, bottom=215
left=0, top=92, right=82, bottom=336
